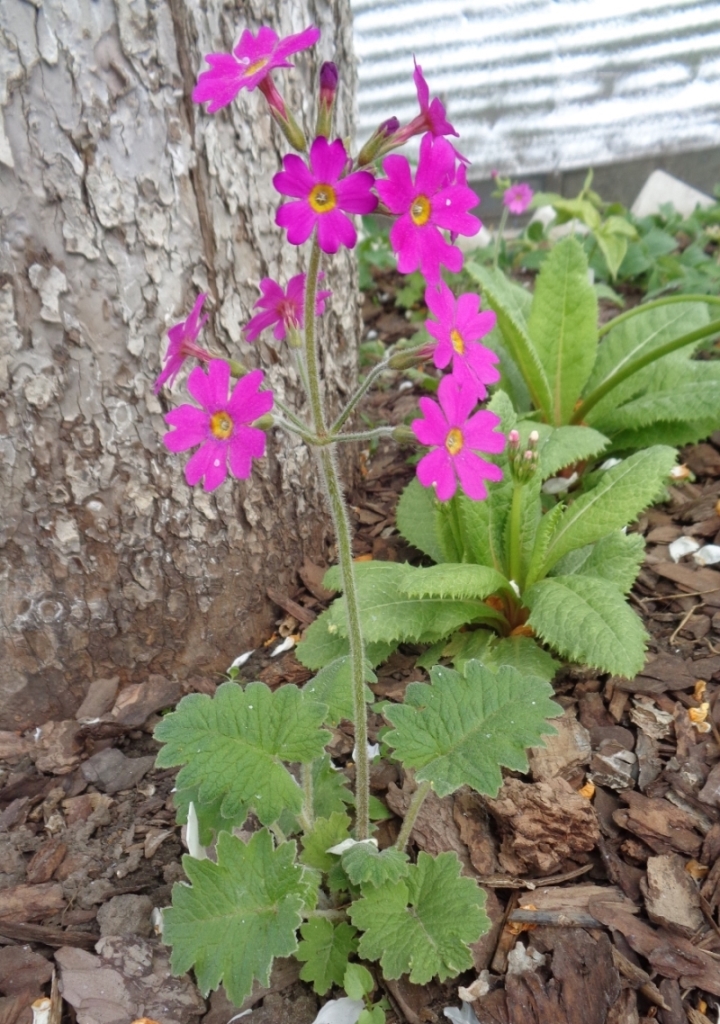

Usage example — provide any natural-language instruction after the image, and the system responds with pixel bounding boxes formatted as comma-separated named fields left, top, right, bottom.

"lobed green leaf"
left=349, top=852, right=489, bottom=984
left=384, top=662, right=561, bottom=798
left=304, top=656, right=375, bottom=726
left=300, top=812, right=352, bottom=873
left=297, top=919, right=358, bottom=996
left=341, top=844, right=410, bottom=888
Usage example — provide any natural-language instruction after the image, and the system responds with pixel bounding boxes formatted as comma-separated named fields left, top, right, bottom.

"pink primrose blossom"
left=376, top=133, right=480, bottom=284
left=155, top=294, right=212, bottom=394
left=163, top=360, right=272, bottom=492
left=412, top=374, right=504, bottom=501
left=274, top=136, right=377, bottom=253
left=503, top=182, right=534, bottom=215
left=425, top=282, right=500, bottom=399
left=192, top=25, right=320, bottom=113
left=385, top=60, right=469, bottom=165
left=244, top=273, right=332, bottom=342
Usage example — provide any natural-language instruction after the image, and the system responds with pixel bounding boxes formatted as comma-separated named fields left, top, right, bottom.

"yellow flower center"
left=309, top=183, right=337, bottom=213
left=245, top=57, right=269, bottom=76
left=210, top=411, right=233, bottom=440
left=410, top=194, right=431, bottom=226
left=445, top=428, right=463, bottom=456
left=450, top=329, right=464, bottom=355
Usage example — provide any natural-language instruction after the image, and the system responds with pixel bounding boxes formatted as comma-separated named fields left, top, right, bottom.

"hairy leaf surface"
left=297, top=919, right=358, bottom=996
left=300, top=812, right=352, bottom=873
left=527, top=237, right=598, bottom=424
left=384, top=662, right=561, bottom=798
left=551, top=530, right=645, bottom=594
left=350, top=852, right=488, bottom=984
left=396, top=478, right=445, bottom=563
left=398, top=563, right=510, bottom=601
left=538, top=425, right=609, bottom=480
left=154, top=682, right=329, bottom=827
left=524, top=574, right=648, bottom=677
left=304, top=656, right=375, bottom=726
left=341, top=843, right=410, bottom=888
left=164, top=830, right=313, bottom=1004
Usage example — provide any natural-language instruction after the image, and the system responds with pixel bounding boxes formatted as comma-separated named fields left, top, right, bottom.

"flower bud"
left=252, top=413, right=274, bottom=431
left=392, top=424, right=418, bottom=445
left=316, top=62, right=338, bottom=138
left=508, top=429, right=520, bottom=448
left=229, top=359, right=249, bottom=378
left=388, top=342, right=435, bottom=370
left=357, top=117, right=400, bottom=167
left=528, top=429, right=539, bottom=445
left=259, top=78, right=307, bottom=151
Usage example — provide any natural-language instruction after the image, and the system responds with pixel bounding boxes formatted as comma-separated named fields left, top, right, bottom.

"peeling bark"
left=0, top=0, right=361, bottom=729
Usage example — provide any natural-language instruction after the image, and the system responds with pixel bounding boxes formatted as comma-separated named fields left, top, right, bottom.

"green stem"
left=395, top=779, right=432, bottom=852
left=508, top=480, right=526, bottom=588
left=598, top=293, right=720, bottom=339
left=271, top=396, right=309, bottom=434
left=335, top=426, right=394, bottom=444
left=318, top=446, right=370, bottom=840
left=303, top=235, right=327, bottom=436
left=331, top=359, right=390, bottom=434
left=274, top=417, right=318, bottom=446
left=493, top=206, right=509, bottom=270
left=572, top=316, right=720, bottom=423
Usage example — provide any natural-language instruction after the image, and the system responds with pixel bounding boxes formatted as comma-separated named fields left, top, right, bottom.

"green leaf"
left=297, top=919, right=358, bottom=996
left=598, top=361, right=720, bottom=433
left=524, top=501, right=566, bottom=588
left=350, top=852, right=489, bottom=984
left=296, top=620, right=395, bottom=672
left=540, top=446, right=676, bottom=574
left=172, top=786, right=245, bottom=847
left=595, top=228, right=628, bottom=281
left=538, top=425, right=609, bottom=479
left=312, top=756, right=353, bottom=820
left=304, top=656, right=376, bottom=726
left=164, top=830, right=313, bottom=1004
left=324, top=562, right=493, bottom=645
left=551, top=530, right=645, bottom=594
left=341, top=844, right=410, bottom=888
left=552, top=197, right=601, bottom=229
left=524, top=574, right=648, bottom=677
left=397, top=563, right=510, bottom=601
left=369, top=795, right=393, bottom=821
left=384, top=662, right=561, bottom=798
left=344, top=962, right=375, bottom=1000
left=300, top=812, right=352, bottom=872
left=466, top=262, right=553, bottom=417
left=358, top=1007, right=385, bottom=1024
left=585, top=301, right=710, bottom=403
left=484, top=635, right=561, bottom=682
left=608, top=415, right=720, bottom=453
left=154, top=682, right=330, bottom=828
left=527, top=236, right=598, bottom=424
left=441, top=629, right=494, bottom=672
left=396, top=478, right=445, bottom=563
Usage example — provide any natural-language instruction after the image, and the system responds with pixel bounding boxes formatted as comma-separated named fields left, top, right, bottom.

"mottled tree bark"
left=0, top=0, right=361, bottom=729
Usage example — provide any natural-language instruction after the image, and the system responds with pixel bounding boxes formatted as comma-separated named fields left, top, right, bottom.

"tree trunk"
left=0, top=0, right=360, bottom=730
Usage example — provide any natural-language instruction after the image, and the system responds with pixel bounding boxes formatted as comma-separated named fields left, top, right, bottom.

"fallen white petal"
left=669, top=536, right=700, bottom=562
left=352, top=741, right=380, bottom=762
left=443, top=1003, right=481, bottom=1024
left=326, top=837, right=378, bottom=856
left=151, top=906, right=164, bottom=936
left=229, top=650, right=254, bottom=670
left=312, top=998, right=365, bottom=1024
left=694, top=544, right=720, bottom=567
left=226, top=1012, right=252, bottom=1023
left=271, top=636, right=296, bottom=657
left=31, top=1000, right=51, bottom=1024
left=541, top=471, right=578, bottom=495
left=186, top=802, right=208, bottom=861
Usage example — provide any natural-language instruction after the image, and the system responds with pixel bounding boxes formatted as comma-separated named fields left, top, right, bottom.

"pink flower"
left=425, top=282, right=500, bottom=399
left=376, top=133, right=480, bottom=284
left=163, top=361, right=272, bottom=492
left=193, top=25, right=320, bottom=113
left=274, top=137, right=377, bottom=253
left=503, top=183, right=534, bottom=215
left=412, top=374, right=505, bottom=501
left=155, top=294, right=212, bottom=394
left=244, top=273, right=332, bottom=342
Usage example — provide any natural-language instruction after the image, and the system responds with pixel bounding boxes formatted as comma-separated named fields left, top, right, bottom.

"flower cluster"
left=158, top=23, right=506, bottom=501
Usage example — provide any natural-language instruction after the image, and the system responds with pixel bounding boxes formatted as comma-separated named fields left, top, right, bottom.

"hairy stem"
left=318, top=446, right=370, bottom=840
left=331, top=359, right=390, bottom=433
left=508, top=480, right=526, bottom=588
left=572, top=316, right=720, bottom=423
left=493, top=206, right=509, bottom=270
left=395, top=779, right=432, bottom=852
left=303, top=235, right=327, bottom=437
left=335, top=426, right=395, bottom=444
left=301, top=763, right=314, bottom=831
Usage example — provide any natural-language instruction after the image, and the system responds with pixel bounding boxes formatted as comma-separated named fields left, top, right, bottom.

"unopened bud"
left=523, top=450, right=533, bottom=461
left=528, top=429, right=539, bottom=445
left=392, top=424, right=417, bottom=445
left=252, top=414, right=274, bottom=431
left=357, top=117, right=400, bottom=167
left=316, top=62, right=339, bottom=138
left=508, top=429, right=520, bottom=448
left=286, top=323, right=303, bottom=349
left=388, top=343, right=435, bottom=370
left=229, top=359, right=249, bottom=378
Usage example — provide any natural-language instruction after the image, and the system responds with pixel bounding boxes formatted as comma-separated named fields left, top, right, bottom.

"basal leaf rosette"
left=384, top=661, right=562, bottom=798
left=164, top=829, right=315, bottom=1004
left=349, top=851, right=488, bottom=983
left=154, top=681, right=330, bottom=828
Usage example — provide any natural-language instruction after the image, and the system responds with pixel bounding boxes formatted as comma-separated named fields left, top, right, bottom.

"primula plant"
left=147, top=22, right=687, bottom=1021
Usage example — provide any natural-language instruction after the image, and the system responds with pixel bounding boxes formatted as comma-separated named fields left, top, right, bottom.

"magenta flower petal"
left=155, top=294, right=211, bottom=393
left=163, top=359, right=272, bottom=491
left=454, top=450, right=493, bottom=501
left=417, top=447, right=457, bottom=500
left=415, top=134, right=454, bottom=196
left=273, top=155, right=316, bottom=198
left=309, top=136, right=347, bottom=181
left=503, top=182, right=534, bottom=215
left=317, top=208, right=356, bottom=253
left=425, top=284, right=500, bottom=400
left=273, top=25, right=321, bottom=62
left=376, top=155, right=414, bottom=213
left=463, top=409, right=506, bottom=453
left=334, top=172, right=379, bottom=214
left=414, top=395, right=449, bottom=445
left=244, top=273, right=331, bottom=342
left=276, top=200, right=317, bottom=245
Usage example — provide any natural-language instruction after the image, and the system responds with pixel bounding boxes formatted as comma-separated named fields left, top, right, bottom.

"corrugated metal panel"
left=351, top=0, right=720, bottom=178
